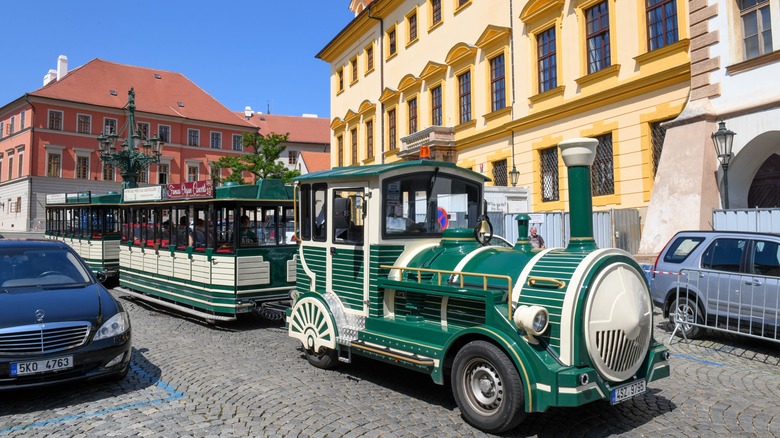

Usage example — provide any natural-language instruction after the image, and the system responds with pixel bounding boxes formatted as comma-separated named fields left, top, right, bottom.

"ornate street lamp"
left=509, top=165, right=520, bottom=187
left=97, top=88, right=164, bottom=189
left=509, top=138, right=520, bottom=187
left=711, top=121, right=735, bottom=209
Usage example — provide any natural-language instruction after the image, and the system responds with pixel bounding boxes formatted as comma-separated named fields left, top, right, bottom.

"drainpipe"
left=24, top=94, right=36, bottom=232
left=508, top=1, right=517, bottom=186
left=368, top=5, right=385, bottom=163
left=509, top=0, right=516, bottom=115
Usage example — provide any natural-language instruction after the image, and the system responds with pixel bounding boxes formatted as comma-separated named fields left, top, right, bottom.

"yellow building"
left=319, top=0, right=690, bottom=219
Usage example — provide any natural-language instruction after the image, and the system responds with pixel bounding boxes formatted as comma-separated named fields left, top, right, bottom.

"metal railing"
left=381, top=265, right=514, bottom=320
left=668, top=269, right=780, bottom=344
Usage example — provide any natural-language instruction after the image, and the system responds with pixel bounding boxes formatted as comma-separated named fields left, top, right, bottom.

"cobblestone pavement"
left=1, top=291, right=778, bottom=437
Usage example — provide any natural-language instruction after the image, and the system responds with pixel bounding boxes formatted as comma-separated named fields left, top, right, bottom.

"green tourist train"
left=287, top=139, right=670, bottom=433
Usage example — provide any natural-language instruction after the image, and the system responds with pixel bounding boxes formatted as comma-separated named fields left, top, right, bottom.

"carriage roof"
left=294, top=160, right=490, bottom=183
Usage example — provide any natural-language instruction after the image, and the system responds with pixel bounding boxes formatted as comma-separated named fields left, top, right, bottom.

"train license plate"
left=610, top=379, right=646, bottom=404
left=10, top=356, right=73, bottom=376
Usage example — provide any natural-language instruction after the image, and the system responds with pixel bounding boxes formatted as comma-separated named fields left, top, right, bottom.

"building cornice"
left=24, top=95, right=256, bottom=131
left=457, top=63, right=690, bottom=149
left=317, top=0, right=406, bottom=63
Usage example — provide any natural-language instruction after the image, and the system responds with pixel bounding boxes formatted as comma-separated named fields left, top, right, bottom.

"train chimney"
left=513, top=213, right=533, bottom=251
left=558, top=138, right=598, bottom=251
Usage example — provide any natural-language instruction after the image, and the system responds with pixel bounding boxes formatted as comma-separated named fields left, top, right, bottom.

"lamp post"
left=509, top=138, right=520, bottom=187
left=97, top=88, right=164, bottom=189
left=711, top=121, right=735, bottom=209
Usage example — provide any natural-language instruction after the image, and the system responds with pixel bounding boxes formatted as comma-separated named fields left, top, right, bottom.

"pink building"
left=0, top=56, right=329, bottom=232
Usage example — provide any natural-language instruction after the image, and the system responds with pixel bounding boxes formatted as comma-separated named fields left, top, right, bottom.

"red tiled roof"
left=237, top=113, right=330, bottom=145
left=300, top=151, right=331, bottom=172
left=30, top=58, right=255, bottom=128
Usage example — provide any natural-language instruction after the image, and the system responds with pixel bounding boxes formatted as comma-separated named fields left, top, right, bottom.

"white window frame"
left=158, top=124, right=171, bottom=143
left=103, top=162, right=115, bottom=181
left=185, top=159, right=201, bottom=181
left=104, top=118, right=118, bottom=135
left=158, top=158, right=171, bottom=185
left=6, top=150, right=14, bottom=180
left=77, top=113, right=92, bottom=134
left=16, top=146, right=23, bottom=178
left=48, top=110, right=64, bottom=131
left=137, top=121, right=151, bottom=139
left=74, top=147, right=92, bottom=180
left=232, top=134, right=243, bottom=151
left=44, top=145, right=65, bottom=178
left=187, top=129, right=200, bottom=147
left=210, top=131, right=222, bottom=149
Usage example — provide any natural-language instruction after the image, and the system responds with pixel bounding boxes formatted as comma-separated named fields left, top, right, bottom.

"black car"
left=0, top=240, right=131, bottom=389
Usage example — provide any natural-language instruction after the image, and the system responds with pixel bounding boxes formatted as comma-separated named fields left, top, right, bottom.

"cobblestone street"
left=1, top=290, right=778, bottom=437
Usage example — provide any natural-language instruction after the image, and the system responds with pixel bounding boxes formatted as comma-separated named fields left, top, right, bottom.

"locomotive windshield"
left=382, top=171, right=481, bottom=239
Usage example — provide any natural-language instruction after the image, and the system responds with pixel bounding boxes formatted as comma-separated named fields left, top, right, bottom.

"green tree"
left=213, top=132, right=301, bottom=184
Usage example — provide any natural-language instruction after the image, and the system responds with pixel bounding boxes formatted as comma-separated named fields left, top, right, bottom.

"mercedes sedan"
left=0, top=240, right=131, bottom=389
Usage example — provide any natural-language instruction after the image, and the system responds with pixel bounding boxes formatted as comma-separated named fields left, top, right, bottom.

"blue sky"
left=0, top=1, right=355, bottom=119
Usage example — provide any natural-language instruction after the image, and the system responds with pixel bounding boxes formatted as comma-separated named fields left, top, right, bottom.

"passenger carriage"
left=287, top=139, right=670, bottom=433
left=44, top=191, right=122, bottom=279
left=115, top=179, right=297, bottom=321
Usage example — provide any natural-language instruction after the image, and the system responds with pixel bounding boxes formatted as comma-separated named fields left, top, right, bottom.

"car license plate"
left=610, top=379, right=646, bottom=404
left=10, top=356, right=73, bottom=376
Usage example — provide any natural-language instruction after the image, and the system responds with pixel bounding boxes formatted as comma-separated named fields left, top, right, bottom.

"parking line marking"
left=673, top=353, right=726, bottom=367
left=0, top=363, right=184, bottom=435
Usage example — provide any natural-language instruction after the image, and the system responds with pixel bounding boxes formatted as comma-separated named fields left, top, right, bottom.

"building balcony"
left=398, top=125, right=456, bottom=162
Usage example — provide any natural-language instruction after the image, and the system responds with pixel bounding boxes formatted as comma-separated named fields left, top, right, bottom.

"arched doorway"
left=748, top=153, right=780, bottom=208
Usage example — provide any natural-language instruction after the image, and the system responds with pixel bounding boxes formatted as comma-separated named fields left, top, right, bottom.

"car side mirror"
left=96, top=271, right=107, bottom=284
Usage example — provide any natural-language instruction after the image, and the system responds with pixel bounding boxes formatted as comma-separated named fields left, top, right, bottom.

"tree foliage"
left=212, top=132, right=301, bottom=184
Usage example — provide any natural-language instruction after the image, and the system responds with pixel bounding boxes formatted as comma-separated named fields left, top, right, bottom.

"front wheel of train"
left=451, top=340, right=526, bottom=433
left=304, top=347, right=339, bottom=369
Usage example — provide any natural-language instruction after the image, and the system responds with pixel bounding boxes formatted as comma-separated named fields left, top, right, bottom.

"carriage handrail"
left=380, top=265, right=515, bottom=321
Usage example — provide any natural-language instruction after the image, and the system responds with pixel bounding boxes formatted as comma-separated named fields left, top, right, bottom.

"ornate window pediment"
left=344, top=109, right=360, bottom=123
left=475, top=25, right=510, bottom=49
left=379, top=87, right=399, bottom=103
left=419, top=61, right=447, bottom=80
left=358, top=99, right=376, bottom=114
left=330, top=117, right=344, bottom=130
left=398, top=74, right=421, bottom=92
left=445, top=42, right=477, bottom=66
left=520, top=0, right=564, bottom=23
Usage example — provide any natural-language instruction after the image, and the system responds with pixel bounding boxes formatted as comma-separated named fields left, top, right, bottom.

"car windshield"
left=0, top=248, right=92, bottom=288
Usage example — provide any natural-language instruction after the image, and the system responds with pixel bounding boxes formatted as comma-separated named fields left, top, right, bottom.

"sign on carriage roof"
left=45, top=192, right=91, bottom=205
left=123, top=185, right=164, bottom=202
left=167, top=180, right=213, bottom=200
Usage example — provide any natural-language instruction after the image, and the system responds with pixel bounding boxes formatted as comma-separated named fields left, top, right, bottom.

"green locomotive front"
left=287, top=139, right=670, bottom=433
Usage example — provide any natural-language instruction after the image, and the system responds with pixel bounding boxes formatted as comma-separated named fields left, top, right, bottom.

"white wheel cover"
left=288, top=297, right=337, bottom=353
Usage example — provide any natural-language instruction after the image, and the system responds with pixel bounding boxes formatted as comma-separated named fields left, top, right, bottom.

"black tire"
left=670, top=296, right=704, bottom=339
left=451, top=340, right=525, bottom=433
left=304, top=347, right=339, bottom=369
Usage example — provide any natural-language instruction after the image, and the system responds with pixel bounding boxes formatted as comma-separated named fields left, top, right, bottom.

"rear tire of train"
left=304, top=347, right=339, bottom=369
left=451, top=341, right=525, bottom=434
left=670, top=296, right=704, bottom=339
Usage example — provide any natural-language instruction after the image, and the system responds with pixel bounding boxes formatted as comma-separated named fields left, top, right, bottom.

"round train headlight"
left=514, top=305, right=549, bottom=336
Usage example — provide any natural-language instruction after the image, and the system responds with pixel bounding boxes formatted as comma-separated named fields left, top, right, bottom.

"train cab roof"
left=215, top=179, right=294, bottom=201
left=295, top=160, right=490, bottom=183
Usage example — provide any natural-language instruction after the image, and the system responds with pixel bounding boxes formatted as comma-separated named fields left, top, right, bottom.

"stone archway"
left=725, top=131, right=780, bottom=208
left=748, top=153, right=780, bottom=208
